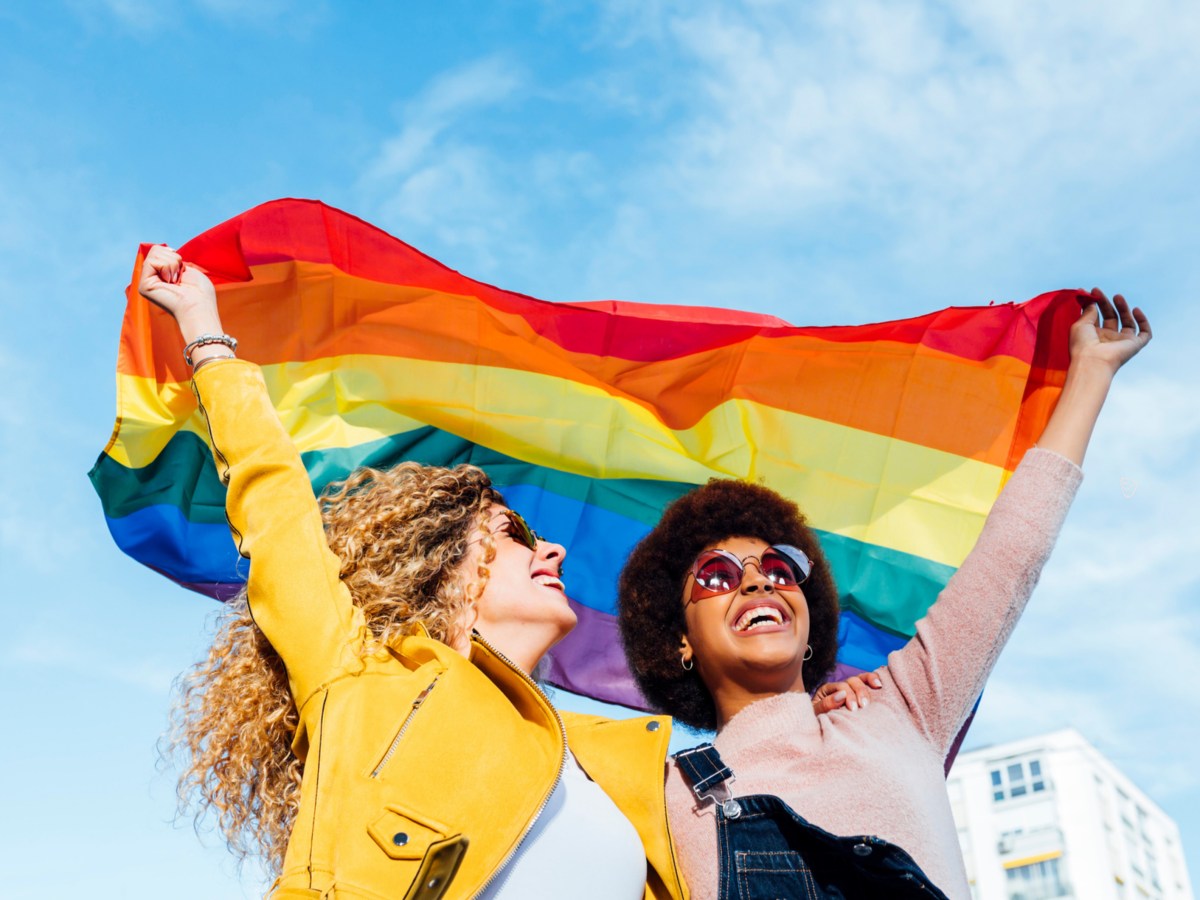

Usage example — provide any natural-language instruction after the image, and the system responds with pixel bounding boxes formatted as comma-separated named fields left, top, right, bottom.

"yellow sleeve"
left=192, top=359, right=363, bottom=709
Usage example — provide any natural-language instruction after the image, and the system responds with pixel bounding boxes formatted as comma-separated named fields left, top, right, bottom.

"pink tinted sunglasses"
left=685, top=545, right=812, bottom=604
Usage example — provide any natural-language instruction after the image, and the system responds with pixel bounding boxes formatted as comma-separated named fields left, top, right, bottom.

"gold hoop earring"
left=681, top=656, right=694, bottom=671
left=803, top=645, right=813, bottom=661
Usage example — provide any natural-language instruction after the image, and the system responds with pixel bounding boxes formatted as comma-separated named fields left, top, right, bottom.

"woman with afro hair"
left=618, top=290, right=1151, bottom=900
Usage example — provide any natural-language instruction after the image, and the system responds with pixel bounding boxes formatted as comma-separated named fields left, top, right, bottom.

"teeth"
left=533, top=574, right=564, bottom=590
left=733, top=606, right=785, bottom=632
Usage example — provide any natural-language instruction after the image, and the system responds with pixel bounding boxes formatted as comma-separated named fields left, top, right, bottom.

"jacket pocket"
left=367, top=803, right=453, bottom=861
left=367, top=803, right=469, bottom=900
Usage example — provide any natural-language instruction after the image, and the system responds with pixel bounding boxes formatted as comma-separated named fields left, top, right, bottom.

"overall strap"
left=672, top=743, right=742, bottom=818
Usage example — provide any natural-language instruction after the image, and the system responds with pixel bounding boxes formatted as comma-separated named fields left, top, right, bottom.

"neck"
left=470, top=625, right=559, bottom=676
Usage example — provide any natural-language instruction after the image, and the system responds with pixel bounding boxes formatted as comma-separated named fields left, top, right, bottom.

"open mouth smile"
left=730, top=599, right=792, bottom=634
left=532, top=570, right=565, bottom=592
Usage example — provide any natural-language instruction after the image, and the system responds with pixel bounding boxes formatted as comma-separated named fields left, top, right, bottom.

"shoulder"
left=563, top=710, right=673, bottom=768
left=562, top=709, right=671, bottom=737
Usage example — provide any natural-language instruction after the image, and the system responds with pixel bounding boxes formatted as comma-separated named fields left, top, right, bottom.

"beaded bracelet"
left=184, top=333, right=239, bottom=366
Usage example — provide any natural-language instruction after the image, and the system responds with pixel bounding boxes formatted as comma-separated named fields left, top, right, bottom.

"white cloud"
left=357, top=57, right=538, bottom=269
left=193, top=0, right=314, bottom=22
left=78, top=0, right=326, bottom=32
left=0, top=152, right=144, bottom=575
left=519, top=0, right=1200, bottom=317
left=88, top=0, right=168, bottom=30
left=366, top=57, right=523, bottom=182
left=4, top=633, right=178, bottom=694
left=660, top=0, right=1200, bottom=219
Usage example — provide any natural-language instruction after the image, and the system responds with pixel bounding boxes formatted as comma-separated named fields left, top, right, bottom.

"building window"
left=1146, top=849, right=1161, bottom=892
left=1006, top=856, right=1069, bottom=900
left=990, top=758, right=1047, bottom=802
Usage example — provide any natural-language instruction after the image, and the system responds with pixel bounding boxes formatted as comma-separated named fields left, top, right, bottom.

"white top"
left=478, top=750, right=647, bottom=900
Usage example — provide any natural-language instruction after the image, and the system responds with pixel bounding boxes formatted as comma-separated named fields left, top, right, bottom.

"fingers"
left=140, top=244, right=183, bottom=294
left=1112, top=294, right=1138, bottom=333
left=848, top=672, right=883, bottom=709
left=1070, top=288, right=1153, bottom=371
left=813, top=671, right=885, bottom=714
left=1081, top=290, right=1152, bottom=340
left=812, top=689, right=847, bottom=714
left=1090, top=287, right=1119, bottom=332
left=147, top=244, right=182, bottom=279
left=1132, top=306, right=1153, bottom=343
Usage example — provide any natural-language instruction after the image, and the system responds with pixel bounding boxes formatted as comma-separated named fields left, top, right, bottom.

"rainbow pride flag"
left=90, top=198, right=1079, bottom=712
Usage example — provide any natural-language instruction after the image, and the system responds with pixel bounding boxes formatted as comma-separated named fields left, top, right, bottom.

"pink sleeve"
left=882, top=448, right=1083, bottom=753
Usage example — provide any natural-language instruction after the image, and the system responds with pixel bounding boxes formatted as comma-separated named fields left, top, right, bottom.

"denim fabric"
left=674, top=744, right=950, bottom=900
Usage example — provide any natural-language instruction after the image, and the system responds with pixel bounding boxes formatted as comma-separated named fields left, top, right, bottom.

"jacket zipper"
left=191, top=381, right=232, bottom=485
left=370, top=675, right=440, bottom=779
left=468, top=631, right=568, bottom=899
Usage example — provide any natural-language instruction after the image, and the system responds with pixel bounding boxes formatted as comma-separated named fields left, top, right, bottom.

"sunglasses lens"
left=693, top=553, right=741, bottom=594
left=763, top=554, right=801, bottom=588
left=505, top=511, right=538, bottom=551
left=772, top=545, right=812, bottom=584
left=761, top=550, right=800, bottom=586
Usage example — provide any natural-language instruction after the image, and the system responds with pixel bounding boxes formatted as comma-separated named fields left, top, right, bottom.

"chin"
left=739, top=646, right=806, bottom=675
left=547, top=602, right=578, bottom=635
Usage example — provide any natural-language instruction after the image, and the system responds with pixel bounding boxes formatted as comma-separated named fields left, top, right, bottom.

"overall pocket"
left=733, top=850, right=820, bottom=900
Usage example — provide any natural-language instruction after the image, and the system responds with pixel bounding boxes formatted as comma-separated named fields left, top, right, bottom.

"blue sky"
left=2, top=1, right=1197, bottom=895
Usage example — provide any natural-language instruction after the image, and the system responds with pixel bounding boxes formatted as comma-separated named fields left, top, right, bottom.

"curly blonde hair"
left=166, top=462, right=502, bottom=874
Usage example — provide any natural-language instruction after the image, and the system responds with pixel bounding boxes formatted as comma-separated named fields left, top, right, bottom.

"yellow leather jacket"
left=193, top=360, right=687, bottom=900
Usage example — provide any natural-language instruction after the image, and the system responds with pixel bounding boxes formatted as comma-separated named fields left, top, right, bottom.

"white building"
left=947, top=729, right=1193, bottom=900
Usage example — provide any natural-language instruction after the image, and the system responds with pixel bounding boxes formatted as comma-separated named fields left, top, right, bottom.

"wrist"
left=191, top=351, right=236, bottom=373
left=1067, top=352, right=1120, bottom=380
left=173, top=305, right=224, bottom=344
left=184, top=333, right=238, bottom=366
left=1063, top=356, right=1118, bottom=394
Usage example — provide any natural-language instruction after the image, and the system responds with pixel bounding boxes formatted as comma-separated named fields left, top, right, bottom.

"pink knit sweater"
left=665, top=448, right=1082, bottom=900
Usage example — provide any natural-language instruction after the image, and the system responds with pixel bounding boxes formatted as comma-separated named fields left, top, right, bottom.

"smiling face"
left=461, top=505, right=576, bottom=671
left=680, top=535, right=812, bottom=713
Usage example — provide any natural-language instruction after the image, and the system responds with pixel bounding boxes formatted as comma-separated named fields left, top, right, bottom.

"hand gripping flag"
left=90, top=198, right=1079, bottom=727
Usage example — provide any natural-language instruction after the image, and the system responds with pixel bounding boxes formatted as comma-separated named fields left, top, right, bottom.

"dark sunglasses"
left=498, top=509, right=541, bottom=552
left=685, top=545, right=812, bottom=604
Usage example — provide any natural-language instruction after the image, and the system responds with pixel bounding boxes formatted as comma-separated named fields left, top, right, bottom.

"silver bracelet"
left=184, top=333, right=239, bottom=366
left=191, top=353, right=237, bottom=373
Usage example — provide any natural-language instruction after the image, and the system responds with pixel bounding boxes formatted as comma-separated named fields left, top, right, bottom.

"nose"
left=537, top=538, right=567, bottom=574
left=740, top=560, right=774, bottom=594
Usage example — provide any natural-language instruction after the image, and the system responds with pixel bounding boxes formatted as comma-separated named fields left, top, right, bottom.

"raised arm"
left=139, top=247, right=364, bottom=707
left=884, top=290, right=1151, bottom=751
left=1034, top=290, right=1152, bottom=466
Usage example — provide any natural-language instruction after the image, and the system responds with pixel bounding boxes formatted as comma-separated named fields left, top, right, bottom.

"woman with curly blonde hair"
left=168, top=461, right=503, bottom=872
left=141, top=244, right=686, bottom=900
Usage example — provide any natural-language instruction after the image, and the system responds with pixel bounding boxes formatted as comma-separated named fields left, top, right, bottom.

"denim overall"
left=673, top=743, right=950, bottom=900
